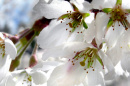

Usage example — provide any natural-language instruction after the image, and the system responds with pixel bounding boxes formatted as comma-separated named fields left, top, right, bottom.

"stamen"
left=58, top=4, right=89, bottom=33
left=71, top=47, right=104, bottom=73
left=106, top=4, right=130, bottom=30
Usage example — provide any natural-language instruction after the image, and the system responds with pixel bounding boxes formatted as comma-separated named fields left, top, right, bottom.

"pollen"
left=80, top=61, right=85, bottom=66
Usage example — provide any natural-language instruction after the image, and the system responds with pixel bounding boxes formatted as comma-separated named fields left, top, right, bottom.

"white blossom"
left=92, top=0, right=130, bottom=49
left=0, top=32, right=17, bottom=83
left=4, top=69, right=47, bottom=86
left=42, top=42, right=115, bottom=86
left=35, top=0, right=94, bottom=49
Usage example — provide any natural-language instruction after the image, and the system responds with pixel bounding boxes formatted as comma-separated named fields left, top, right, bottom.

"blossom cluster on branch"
left=0, top=0, right=130, bottom=86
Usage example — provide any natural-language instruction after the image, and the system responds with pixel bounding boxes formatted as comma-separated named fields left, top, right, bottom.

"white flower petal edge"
left=70, top=0, right=92, bottom=13
left=122, top=0, right=130, bottom=9
left=105, top=22, right=125, bottom=48
left=91, top=0, right=116, bottom=9
left=5, top=69, right=48, bottom=86
left=0, top=55, right=11, bottom=82
left=37, top=20, right=70, bottom=49
left=5, top=38, right=17, bottom=60
left=42, top=42, right=92, bottom=60
left=121, top=52, right=130, bottom=72
left=47, top=52, right=105, bottom=86
left=4, top=73, right=16, bottom=86
left=95, top=13, right=109, bottom=46
left=99, top=50, right=116, bottom=80
left=86, top=70, right=105, bottom=86
left=28, top=70, right=47, bottom=85
left=33, top=0, right=73, bottom=19
left=43, top=41, right=115, bottom=85
left=119, top=29, right=130, bottom=72
left=47, top=62, right=86, bottom=86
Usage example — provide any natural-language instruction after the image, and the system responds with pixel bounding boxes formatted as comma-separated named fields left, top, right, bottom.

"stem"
left=17, top=34, right=36, bottom=60
left=9, top=34, right=36, bottom=71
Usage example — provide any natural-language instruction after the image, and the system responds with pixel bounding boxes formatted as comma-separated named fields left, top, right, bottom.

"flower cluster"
left=1, top=0, right=130, bottom=86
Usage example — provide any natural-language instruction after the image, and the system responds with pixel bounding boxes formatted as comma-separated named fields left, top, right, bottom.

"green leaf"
left=107, top=18, right=113, bottom=29
left=71, top=3, right=79, bottom=12
left=83, top=20, right=88, bottom=29
left=116, top=0, right=122, bottom=5
left=58, top=14, right=69, bottom=20
left=102, top=8, right=112, bottom=13
left=83, top=13, right=90, bottom=18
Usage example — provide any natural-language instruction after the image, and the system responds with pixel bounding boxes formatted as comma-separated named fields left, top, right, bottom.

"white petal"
left=42, top=42, right=92, bottom=60
left=84, top=21, right=96, bottom=43
left=5, top=74, right=16, bottom=86
left=81, top=1, right=92, bottom=12
left=30, top=70, right=47, bottom=85
left=5, top=38, right=17, bottom=60
left=70, top=0, right=84, bottom=4
left=33, top=0, right=73, bottom=19
left=106, top=43, right=122, bottom=66
left=84, top=13, right=94, bottom=24
left=71, top=0, right=92, bottom=12
left=98, top=50, right=116, bottom=80
left=32, top=61, right=61, bottom=71
left=48, top=62, right=86, bottom=86
left=121, top=52, right=130, bottom=72
left=95, top=13, right=109, bottom=45
left=86, top=70, right=105, bottom=86
left=0, top=55, right=7, bottom=68
left=0, top=56, right=11, bottom=82
left=91, top=0, right=116, bottom=9
left=105, top=22, right=125, bottom=48
left=122, top=0, right=130, bottom=9
left=37, top=20, right=70, bottom=49
left=119, top=29, right=130, bottom=51
left=0, top=32, right=4, bottom=39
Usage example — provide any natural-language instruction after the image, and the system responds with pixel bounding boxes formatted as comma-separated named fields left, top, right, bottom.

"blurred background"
left=0, top=0, right=129, bottom=86
left=0, top=0, right=37, bottom=34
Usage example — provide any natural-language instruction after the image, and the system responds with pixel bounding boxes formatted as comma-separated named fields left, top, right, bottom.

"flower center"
left=103, top=4, right=130, bottom=30
left=110, top=5, right=129, bottom=30
left=68, top=11, right=83, bottom=32
left=111, top=6, right=125, bottom=21
left=58, top=4, right=89, bottom=33
left=69, top=47, right=104, bottom=73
